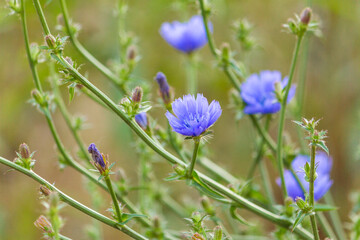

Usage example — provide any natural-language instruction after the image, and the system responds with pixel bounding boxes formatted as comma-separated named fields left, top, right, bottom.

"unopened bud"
left=19, top=143, right=30, bottom=159
left=295, top=197, right=307, bottom=210
left=31, top=89, right=44, bottom=106
left=173, top=164, right=185, bottom=176
left=64, top=56, right=73, bottom=66
left=45, top=34, right=57, bottom=49
left=34, top=215, right=54, bottom=234
left=153, top=216, right=161, bottom=229
left=300, top=7, right=312, bottom=25
left=154, top=72, right=171, bottom=105
left=221, top=42, right=230, bottom=64
left=135, top=112, right=148, bottom=131
left=200, top=196, right=215, bottom=216
left=127, top=45, right=136, bottom=61
left=192, top=233, right=205, bottom=240
left=131, top=86, right=143, bottom=103
left=39, top=185, right=51, bottom=197
left=213, top=226, right=223, bottom=240
left=191, top=212, right=202, bottom=223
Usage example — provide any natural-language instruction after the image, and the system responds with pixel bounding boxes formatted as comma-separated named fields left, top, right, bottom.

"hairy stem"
left=104, top=176, right=122, bottom=222
left=276, top=35, right=303, bottom=200
left=309, top=145, right=320, bottom=240
left=187, top=138, right=201, bottom=178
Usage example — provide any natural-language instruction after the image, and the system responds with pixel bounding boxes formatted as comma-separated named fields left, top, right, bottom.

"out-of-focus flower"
left=240, top=70, right=296, bottom=115
left=160, top=15, right=212, bottom=53
left=135, top=112, right=148, bottom=131
left=277, top=152, right=333, bottom=201
left=166, top=94, right=222, bottom=137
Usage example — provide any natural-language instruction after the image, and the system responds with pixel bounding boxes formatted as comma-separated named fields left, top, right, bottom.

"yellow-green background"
left=0, top=0, right=359, bottom=239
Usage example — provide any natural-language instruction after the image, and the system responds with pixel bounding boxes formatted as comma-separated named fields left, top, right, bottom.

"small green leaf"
left=292, top=210, right=306, bottom=231
left=314, top=204, right=338, bottom=212
left=230, top=205, right=251, bottom=226
left=316, top=141, right=329, bottom=154
left=189, top=172, right=226, bottom=201
left=118, top=213, right=147, bottom=225
left=68, top=85, right=75, bottom=102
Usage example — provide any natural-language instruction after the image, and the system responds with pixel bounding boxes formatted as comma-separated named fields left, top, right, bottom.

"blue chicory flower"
left=88, top=143, right=106, bottom=169
left=277, top=152, right=333, bottom=201
left=135, top=112, right=148, bottom=131
left=166, top=94, right=222, bottom=137
left=240, top=70, right=296, bottom=115
left=160, top=15, right=212, bottom=53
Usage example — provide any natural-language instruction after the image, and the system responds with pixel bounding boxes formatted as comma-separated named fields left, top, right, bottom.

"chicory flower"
left=277, top=152, right=333, bottom=201
left=166, top=94, right=222, bottom=137
left=160, top=15, right=212, bottom=53
left=240, top=70, right=296, bottom=115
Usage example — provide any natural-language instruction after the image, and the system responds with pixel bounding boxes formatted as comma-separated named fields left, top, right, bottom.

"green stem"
left=309, top=145, right=320, bottom=240
left=187, top=138, right=201, bottom=178
left=104, top=176, right=122, bottom=222
left=324, top=193, right=347, bottom=239
left=198, top=157, right=238, bottom=184
left=160, top=194, right=187, bottom=218
left=59, top=234, right=72, bottom=240
left=33, top=0, right=51, bottom=35
left=259, top=161, right=276, bottom=206
left=198, top=0, right=218, bottom=57
left=186, top=53, right=198, bottom=94
left=58, top=0, right=127, bottom=94
left=317, top=213, right=337, bottom=240
left=276, top=35, right=303, bottom=200
left=0, top=157, right=148, bottom=240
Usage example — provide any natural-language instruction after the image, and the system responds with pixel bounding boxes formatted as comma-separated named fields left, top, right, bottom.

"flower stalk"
left=187, top=138, right=201, bottom=178
left=309, top=145, right=320, bottom=240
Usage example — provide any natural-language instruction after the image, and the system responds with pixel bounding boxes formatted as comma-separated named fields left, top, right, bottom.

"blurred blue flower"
left=135, top=112, right=148, bottom=131
left=240, top=70, right=296, bottom=115
left=160, top=15, right=212, bottom=53
left=166, top=94, right=222, bottom=137
left=277, top=152, right=333, bottom=201
left=88, top=143, right=105, bottom=169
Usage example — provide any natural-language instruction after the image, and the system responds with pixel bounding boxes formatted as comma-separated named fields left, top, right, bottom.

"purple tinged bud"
left=19, top=143, right=30, bottom=159
left=127, top=45, right=137, bottom=61
left=34, top=215, right=54, bottom=234
left=135, top=112, right=148, bottom=131
left=131, top=86, right=143, bottom=103
left=45, top=34, right=56, bottom=49
left=213, top=226, right=223, bottom=240
left=88, top=143, right=106, bottom=169
left=39, top=185, right=51, bottom=197
left=300, top=7, right=312, bottom=25
left=155, top=72, right=171, bottom=105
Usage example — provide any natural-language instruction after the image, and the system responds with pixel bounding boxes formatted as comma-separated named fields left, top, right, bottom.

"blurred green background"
left=1, top=0, right=360, bottom=239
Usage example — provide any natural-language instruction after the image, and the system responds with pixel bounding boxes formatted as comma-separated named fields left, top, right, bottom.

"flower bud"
left=191, top=212, right=202, bottom=223
left=173, top=164, right=185, bottom=176
left=34, top=215, right=54, bottom=234
left=213, top=226, right=222, bottom=240
left=135, top=112, right=148, bottom=131
left=300, top=7, right=312, bottom=25
left=39, top=185, right=51, bottom=197
left=154, top=72, right=172, bottom=105
left=45, top=34, right=57, bottom=49
left=200, top=196, right=215, bottom=216
left=127, top=45, right=137, bottom=61
left=31, top=89, right=44, bottom=106
left=220, top=42, right=230, bottom=64
left=191, top=233, right=205, bottom=240
left=153, top=216, right=161, bottom=229
left=88, top=143, right=108, bottom=175
left=19, top=143, right=30, bottom=159
left=131, top=86, right=143, bottom=103
left=295, top=197, right=307, bottom=210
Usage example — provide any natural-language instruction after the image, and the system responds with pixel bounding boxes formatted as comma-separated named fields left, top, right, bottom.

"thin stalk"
left=0, top=157, right=148, bottom=240
left=198, top=157, right=238, bottom=184
left=59, top=235, right=71, bottom=240
left=324, top=193, right=347, bottom=240
left=198, top=0, right=218, bottom=56
left=33, top=0, right=51, bottom=35
left=58, top=0, right=127, bottom=94
left=259, top=160, right=276, bottom=206
left=186, top=53, right=198, bottom=94
left=187, top=138, right=201, bottom=178
left=104, top=176, right=122, bottom=222
left=276, top=35, right=303, bottom=200
left=309, top=145, right=320, bottom=240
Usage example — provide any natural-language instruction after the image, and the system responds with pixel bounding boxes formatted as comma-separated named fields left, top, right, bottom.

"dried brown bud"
left=39, top=185, right=51, bottom=197
left=131, top=86, right=143, bottom=103
left=34, top=215, right=54, bottom=234
left=19, top=143, right=30, bottom=159
left=300, top=7, right=312, bottom=25
left=127, top=45, right=137, bottom=61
